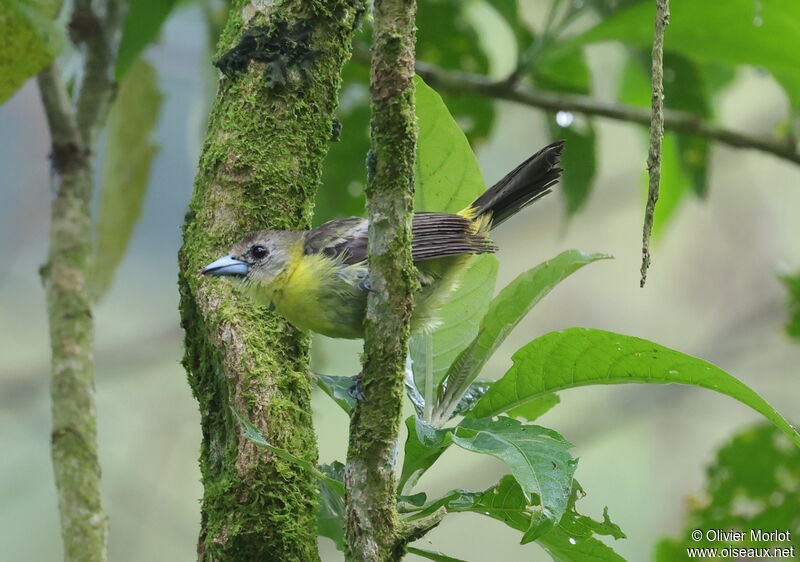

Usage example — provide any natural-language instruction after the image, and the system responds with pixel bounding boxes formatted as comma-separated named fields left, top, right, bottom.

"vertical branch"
left=344, top=1, right=422, bottom=560
left=38, top=64, right=106, bottom=562
left=38, top=1, right=128, bottom=559
left=640, top=0, right=670, bottom=287
left=178, top=1, right=365, bottom=559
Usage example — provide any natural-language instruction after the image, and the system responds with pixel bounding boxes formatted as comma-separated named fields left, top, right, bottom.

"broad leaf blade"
left=92, top=57, right=162, bottom=300
left=452, top=417, right=577, bottom=536
left=414, top=75, right=486, bottom=213
left=0, top=0, right=62, bottom=104
left=399, top=416, right=453, bottom=495
left=439, top=251, right=609, bottom=421
left=472, top=328, right=800, bottom=448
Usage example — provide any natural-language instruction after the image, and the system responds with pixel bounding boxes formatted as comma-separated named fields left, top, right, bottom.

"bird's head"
left=200, top=230, right=302, bottom=290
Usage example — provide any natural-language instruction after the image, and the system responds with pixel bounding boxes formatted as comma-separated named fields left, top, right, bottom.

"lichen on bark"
left=178, top=1, right=365, bottom=560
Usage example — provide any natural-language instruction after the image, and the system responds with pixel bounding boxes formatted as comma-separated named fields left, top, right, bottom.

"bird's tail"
left=468, top=140, right=564, bottom=229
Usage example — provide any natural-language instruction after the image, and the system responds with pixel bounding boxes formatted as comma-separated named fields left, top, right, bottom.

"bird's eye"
left=251, top=245, right=268, bottom=259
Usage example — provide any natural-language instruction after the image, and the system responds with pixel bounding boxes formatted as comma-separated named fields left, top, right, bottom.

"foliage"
left=656, top=423, right=800, bottom=560
left=116, top=0, right=176, bottom=79
left=252, top=72, right=800, bottom=561
left=0, top=0, right=62, bottom=103
left=92, top=57, right=162, bottom=300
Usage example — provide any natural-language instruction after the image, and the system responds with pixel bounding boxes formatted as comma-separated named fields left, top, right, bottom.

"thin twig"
left=640, top=0, right=670, bottom=287
left=354, top=43, right=800, bottom=167
left=409, top=60, right=800, bottom=167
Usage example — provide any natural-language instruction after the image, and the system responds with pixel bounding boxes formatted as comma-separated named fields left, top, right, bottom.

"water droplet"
left=569, top=537, right=577, bottom=545
left=555, top=111, right=574, bottom=128
left=753, top=15, right=763, bottom=26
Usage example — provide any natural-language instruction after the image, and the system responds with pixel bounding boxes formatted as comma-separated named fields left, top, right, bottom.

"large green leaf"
left=656, top=423, right=800, bottom=560
left=414, top=74, right=487, bottom=213
left=399, top=416, right=453, bottom=495
left=92, top=57, right=162, bottom=301
left=451, top=417, right=577, bottom=537
left=436, top=251, right=609, bottom=422
left=0, top=0, right=62, bottom=104
left=407, top=476, right=626, bottom=559
left=410, top=255, right=498, bottom=395
left=472, top=328, right=800, bottom=448
left=557, top=0, right=800, bottom=108
left=315, top=373, right=356, bottom=414
left=115, top=0, right=176, bottom=80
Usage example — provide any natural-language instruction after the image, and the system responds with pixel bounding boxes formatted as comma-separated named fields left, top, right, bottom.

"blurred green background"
left=2, top=1, right=799, bottom=560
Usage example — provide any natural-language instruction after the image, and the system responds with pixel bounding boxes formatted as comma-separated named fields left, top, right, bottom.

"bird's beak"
left=200, top=255, right=249, bottom=277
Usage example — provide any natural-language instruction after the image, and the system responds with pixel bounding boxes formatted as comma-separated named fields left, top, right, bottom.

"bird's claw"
left=347, top=373, right=365, bottom=402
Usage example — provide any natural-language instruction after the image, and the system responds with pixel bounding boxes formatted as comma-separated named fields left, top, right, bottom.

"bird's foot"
left=347, top=372, right=365, bottom=402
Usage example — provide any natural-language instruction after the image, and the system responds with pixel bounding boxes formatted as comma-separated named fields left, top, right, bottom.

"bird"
left=201, top=140, right=564, bottom=339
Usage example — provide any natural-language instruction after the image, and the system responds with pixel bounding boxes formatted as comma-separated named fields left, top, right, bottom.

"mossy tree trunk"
left=178, top=1, right=365, bottom=559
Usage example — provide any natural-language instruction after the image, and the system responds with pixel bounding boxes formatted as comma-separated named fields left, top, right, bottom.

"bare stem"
left=640, top=0, right=670, bottom=287
left=345, top=0, right=419, bottom=560
left=406, top=60, right=800, bottom=167
left=38, top=62, right=106, bottom=562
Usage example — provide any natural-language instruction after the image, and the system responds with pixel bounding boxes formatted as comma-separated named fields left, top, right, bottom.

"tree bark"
left=178, top=1, right=365, bottom=559
left=38, top=1, right=127, bottom=559
left=345, top=1, right=420, bottom=560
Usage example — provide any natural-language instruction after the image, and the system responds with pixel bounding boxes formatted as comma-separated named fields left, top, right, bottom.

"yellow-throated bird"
left=201, top=140, right=564, bottom=339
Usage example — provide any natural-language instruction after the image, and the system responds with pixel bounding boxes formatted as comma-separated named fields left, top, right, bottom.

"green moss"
left=178, top=0, right=366, bottom=559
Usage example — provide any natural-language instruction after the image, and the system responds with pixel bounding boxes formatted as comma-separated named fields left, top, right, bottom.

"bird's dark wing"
left=304, top=213, right=496, bottom=265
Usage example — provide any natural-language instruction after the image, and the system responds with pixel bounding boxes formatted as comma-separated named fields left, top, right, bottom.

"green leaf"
left=549, top=121, right=597, bottom=216
left=115, top=0, right=176, bottom=80
left=409, top=476, right=626, bottom=559
left=414, top=75, right=487, bottom=213
left=0, top=0, right=62, bottom=104
left=406, top=546, right=469, bottom=562
left=235, top=411, right=342, bottom=489
left=92, top=57, right=162, bottom=301
left=315, top=373, right=355, bottom=414
left=318, top=461, right=346, bottom=551
left=656, top=423, right=800, bottom=561
left=451, top=417, right=577, bottom=537
left=472, top=328, right=800, bottom=448
left=399, top=416, right=453, bottom=495
left=410, top=255, right=498, bottom=394
left=558, top=0, right=800, bottom=108
left=535, top=498, right=627, bottom=560
left=437, top=250, right=609, bottom=422
left=780, top=270, right=800, bottom=340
